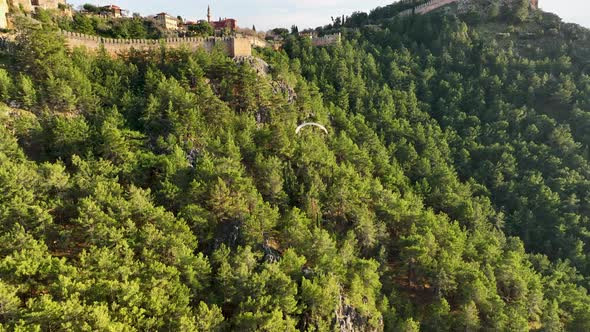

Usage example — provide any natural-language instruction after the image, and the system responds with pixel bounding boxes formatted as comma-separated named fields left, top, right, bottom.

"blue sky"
left=67, top=0, right=590, bottom=31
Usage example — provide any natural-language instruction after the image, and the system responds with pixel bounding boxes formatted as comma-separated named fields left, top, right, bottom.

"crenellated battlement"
left=59, top=30, right=255, bottom=57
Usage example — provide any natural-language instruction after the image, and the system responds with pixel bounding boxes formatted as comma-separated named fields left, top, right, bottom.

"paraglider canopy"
left=296, top=122, right=328, bottom=135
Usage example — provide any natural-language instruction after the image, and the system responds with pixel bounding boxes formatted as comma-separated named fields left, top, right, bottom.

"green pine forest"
left=2, top=1, right=590, bottom=330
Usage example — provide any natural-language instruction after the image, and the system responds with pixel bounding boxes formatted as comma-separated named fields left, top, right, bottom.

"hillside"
left=1, top=1, right=590, bottom=331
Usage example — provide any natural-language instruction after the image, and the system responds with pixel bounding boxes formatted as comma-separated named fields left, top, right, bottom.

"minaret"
left=207, top=5, right=211, bottom=23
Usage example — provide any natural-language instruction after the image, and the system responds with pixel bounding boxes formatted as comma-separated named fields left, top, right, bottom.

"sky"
left=67, top=0, right=590, bottom=31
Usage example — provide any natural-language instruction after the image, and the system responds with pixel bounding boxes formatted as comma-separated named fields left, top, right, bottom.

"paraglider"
left=295, top=122, right=328, bottom=135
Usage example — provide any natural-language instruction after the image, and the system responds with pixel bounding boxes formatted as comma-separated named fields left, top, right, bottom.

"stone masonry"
left=1, top=0, right=67, bottom=29
left=13, top=0, right=65, bottom=12
left=31, top=0, right=66, bottom=10
left=11, top=0, right=32, bottom=12
left=61, top=30, right=255, bottom=57
left=399, top=0, right=538, bottom=17
left=311, top=33, right=341, bottom=46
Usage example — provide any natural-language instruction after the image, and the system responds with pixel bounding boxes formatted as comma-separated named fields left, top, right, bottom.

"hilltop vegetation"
left=1, top=2, right=590, bottom=331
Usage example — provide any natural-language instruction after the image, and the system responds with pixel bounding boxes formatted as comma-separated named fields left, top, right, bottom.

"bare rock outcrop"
left=334, top=295, right=383, bottom=332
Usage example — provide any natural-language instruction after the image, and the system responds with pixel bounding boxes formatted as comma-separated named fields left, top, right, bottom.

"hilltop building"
left=100, top=4, right=122, bottom=18
left=155, top=12, right=178, bottom=30
left=212, top=18, right=236, bottom=32
left=162, top=5, right=237, bottom=35
left=206, top=5, right=237, bottom=34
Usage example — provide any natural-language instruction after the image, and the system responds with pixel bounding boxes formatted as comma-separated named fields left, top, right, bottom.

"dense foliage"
left=53, top=4, right=214, bottom=39
left=2, top=3, right=590, bottom=331
left=51, top=6, right=165, bottom=39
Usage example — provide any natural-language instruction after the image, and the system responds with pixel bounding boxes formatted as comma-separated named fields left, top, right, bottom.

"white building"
left=155, top=12, right=178, bottom=30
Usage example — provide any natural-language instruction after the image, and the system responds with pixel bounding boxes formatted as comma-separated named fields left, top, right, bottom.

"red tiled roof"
left=211, top=18, right=237, bottom=29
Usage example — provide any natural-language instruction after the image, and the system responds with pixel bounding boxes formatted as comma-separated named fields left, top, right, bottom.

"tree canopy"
left=1, top=2, right=590, bottom=331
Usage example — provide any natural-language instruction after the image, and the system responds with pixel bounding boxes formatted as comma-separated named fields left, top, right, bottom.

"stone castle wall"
left=33, top=0, right=66, bottom=10
left=400, top=0, right=538, bottom=16
left=414, top=0, right=458, bottom=14
left=248, top=35, right=269, bottom=48
left=12, top=0, right=64, bottom=11
left=1, top=0, right=68, bottom=28
left=11, top=0, right=32, bottom=12
left=399, top=0, right=458, bottom=16
left=231, top=37, right=252, bottom=57
left=61, top=31, right=253, bottom=57
left=311, top=33, right=341, bottom=47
